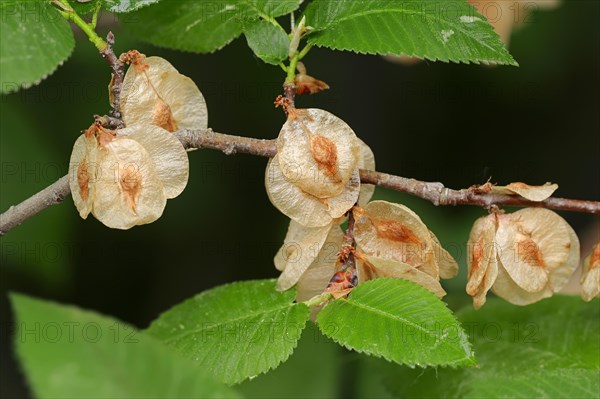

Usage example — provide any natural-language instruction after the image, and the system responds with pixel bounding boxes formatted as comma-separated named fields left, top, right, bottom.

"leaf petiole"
left=90, top=1, right=102, bottom=30
left=297, top=44, right=313, bottom=60
left=284, top=44, right=313, bottom=84
left=52, top=0, right=107, bottom=51
left=303, top=292, right=333, bottom=307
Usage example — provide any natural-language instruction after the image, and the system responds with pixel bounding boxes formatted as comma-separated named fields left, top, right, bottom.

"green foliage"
left=146, top=279, right=311, bottom=384
left=0, top=0, right=75, bottom=94
left=386, top=296, right=600, bottom=398
left=317, top=278, right=475, bottom=367
left=303, top=0, right=518, bottom=65
left=10, top=293, right=238, bottom=398
left=244, top=19, right=290, bottom=65
left=70, top=0, right=101, bottom=15
left=73, top=0, right=161, bottom=14
left=102, top=0, right=162, bottom=13
left=124, top=0, right=301, bottom=53
left=237, top=323, right=340, bottom=398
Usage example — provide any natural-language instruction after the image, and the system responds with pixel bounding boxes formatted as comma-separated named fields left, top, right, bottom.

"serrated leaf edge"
left=0, top=17, right=75, bottom=95
left=317, top=278, right=477, bottom=368
left=229, top=304, right=310, bottom=385
left=303, top=4, right=518, bottom=66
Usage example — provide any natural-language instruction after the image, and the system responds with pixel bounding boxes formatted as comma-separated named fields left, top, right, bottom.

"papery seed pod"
left=550, top=227, right=580, bottom=291
left=491, top=182, right=558, bottom=202
left=466, top=215, right=497, bottom=296
left=117, top=125, right=189, bottom=199
left=580, top=242, right=600, bottom=301
left=356, top=253, right=446, bottom=298
left=69, top=134, right=98, bottom=219
left=495, top=208, right=579, bottom=293
left=466, top=215, right=499, bottom=309
left=353, top=201, right=437, bottom=274
left=265, top=155, right=359, bottom=227
left=491, top=261, right=553, bottom=306
left=474, top=254, right=498, bottom=309
left=92, top=137, right=167, bottom=230
left=357, top=138, right=376, bottom=206
left=430, top=232, right=459, bottom=279
left=323, top=169, right=361, bottom=219
left=120, top=56, right=207, bottom=132
left=295, top=225, right=345, bottom=302
left=274, top=220, right=333, bottom=291
left=276, top=109, right=361, bottom=198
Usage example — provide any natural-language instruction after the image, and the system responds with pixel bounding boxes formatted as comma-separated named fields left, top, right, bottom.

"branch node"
left=223, top=143, right=236, bottom=155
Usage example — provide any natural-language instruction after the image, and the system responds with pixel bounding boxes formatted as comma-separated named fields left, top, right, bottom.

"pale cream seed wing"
left=491, top=182, right=558, bottom=202
left=121, top=56, right=207, bottom=131
left=496, top=208, right=571, bottom=293
left=356, top=138, right=375, bottom=206
left=360, top=255, right=446, bottom=298
left=121, top=56, right=179, bottom=125
left=580, top=242, right=600, bottom=301
left=276, top=109, right=361, bottom=198
left=274, top=221, right=333, bottom=291
left=153, top=72, right=207, bottom=131
left=492, top=260, right=553, bottom=306
left=137, top=56, right=180, bottom=75
left=92, top=138, right=167, bottom=230
left=548, top=224, right=580, bottom=292
left=69, top=134, right=97, bottom=219
left=121, top=56, right=179, bottom=93
left=265, top=155, right=333, bottom=228
left=295, top=225, right=345, bottom=302
left=429, top=231, right=459, bottom=279
left=324, top=168, right=360, bottom=219
left=118, top=125, right=189, bottom=199
left=466, top=215, right=497, bottom=295
left=472, top=249, right=498, bottom=310
left=274, top=220, right=332, bottom=271
left=354, top=201, right=436, bottom=272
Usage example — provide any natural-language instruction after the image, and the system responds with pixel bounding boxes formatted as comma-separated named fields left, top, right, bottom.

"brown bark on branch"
left=100, top=32, right=125, bottom=127
left=1, top=129, right=598, bottom=236
left=358, top=170, right=600, bottom=214
left=0, top=176, right=70, bottom=235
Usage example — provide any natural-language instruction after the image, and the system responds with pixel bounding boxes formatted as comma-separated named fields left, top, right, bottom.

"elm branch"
left=1, top=128, right=598, bottom=236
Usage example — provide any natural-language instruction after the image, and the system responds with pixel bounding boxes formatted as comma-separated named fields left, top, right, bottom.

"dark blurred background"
left=1, top=1, right=599, bottom=397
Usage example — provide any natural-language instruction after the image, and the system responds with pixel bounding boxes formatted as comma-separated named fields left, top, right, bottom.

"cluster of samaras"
left=68, top=54, right=599, bottom=307
left=265, top=110, right=599, bottom=307
left=69, top=55, right=207, bottom=229
left=467, top=209, right=599, bottom=307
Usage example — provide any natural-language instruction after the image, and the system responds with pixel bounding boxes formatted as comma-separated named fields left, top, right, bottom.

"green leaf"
left=244, top=19, right=290, bottom=65
left=303, top=0, right=518, bottom=65
left=0, top=0, right=75, bottom=94
left=11, top=293, right=239, bottom=398
left=71, top=0, right=101, bottom=15
left=102, top=0, right=161, bottom=13
left=237, top=323, right=341, bottom=398
left=147, top=279, right=311, bottom=384
left=70, top=0, right=159, bottom=14
left=124, top=0, right=301, bottom=53
left=387, top=296, right=600, bottom=398
left=317, top=278, right=475, bottom=367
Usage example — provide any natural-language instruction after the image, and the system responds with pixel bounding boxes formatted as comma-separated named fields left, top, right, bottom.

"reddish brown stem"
left=283, top=82, right=296, bottom=107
